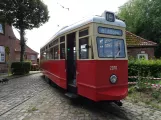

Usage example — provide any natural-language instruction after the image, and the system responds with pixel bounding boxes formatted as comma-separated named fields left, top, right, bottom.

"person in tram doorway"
left=115, top=42, right=121, bottom=57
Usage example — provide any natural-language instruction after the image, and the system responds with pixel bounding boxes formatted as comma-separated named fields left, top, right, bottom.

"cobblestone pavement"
left=0, top=73, right=8, bottom=79
left=0, top=73, right=161, bottom=120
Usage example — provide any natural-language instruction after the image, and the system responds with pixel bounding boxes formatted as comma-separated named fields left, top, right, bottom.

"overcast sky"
left=13, top=0, right=129, bottom=56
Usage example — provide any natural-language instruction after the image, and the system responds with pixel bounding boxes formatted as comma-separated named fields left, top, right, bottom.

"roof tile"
left=126, top=31, right=157, bottom=46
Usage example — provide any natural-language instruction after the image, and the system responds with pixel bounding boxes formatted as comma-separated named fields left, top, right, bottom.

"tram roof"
left=41, top=15, right=126, bottom=49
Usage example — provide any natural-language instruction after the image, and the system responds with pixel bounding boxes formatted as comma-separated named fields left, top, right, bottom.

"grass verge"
left=127, top=85, right=161, bottom=110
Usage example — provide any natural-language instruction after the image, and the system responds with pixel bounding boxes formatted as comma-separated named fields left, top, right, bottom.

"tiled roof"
left=126, top=31, right=157, bottom=47
left=15, top=40, right=38, bottom=54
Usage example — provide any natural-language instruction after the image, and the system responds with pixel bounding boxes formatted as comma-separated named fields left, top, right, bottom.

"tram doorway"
left=66, top=32, right=77, bottom=93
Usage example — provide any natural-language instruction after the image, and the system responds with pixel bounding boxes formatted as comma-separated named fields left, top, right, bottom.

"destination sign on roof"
left=98, top=27, right=123, bottom=36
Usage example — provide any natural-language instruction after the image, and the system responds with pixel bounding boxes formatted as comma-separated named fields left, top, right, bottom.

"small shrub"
left=11, top=62, right=31, bottom=75
left=145, top=100, right=150, bottom=105
left=158, top=99, right=161, bottom=103
left=128, top=86, right=136, bottom=94
left=133, top=99, right=138, bottom=103
left=28, top=106, right=38, bottom=112
left=151, top=91, right=160, bottom=99
left=135, top=71, right=152, bottom=91
left=31, top=107, right=38, bottom=111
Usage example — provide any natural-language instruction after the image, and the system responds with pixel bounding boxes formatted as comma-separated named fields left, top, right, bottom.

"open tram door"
left=66, top=32, right=77, bottom=96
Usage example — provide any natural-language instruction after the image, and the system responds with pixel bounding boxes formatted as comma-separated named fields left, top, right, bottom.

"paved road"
left=0, top=73, right=160, bottom=120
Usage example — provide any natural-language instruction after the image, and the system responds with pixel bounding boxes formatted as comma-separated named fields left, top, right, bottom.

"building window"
left=137, top=54, right=148, bottom=60
left=16, top=54, right=20, bottom=61
left=0, top=24, right=4, bottom=34
left=0, top=46, right=5, bottom=62
left=24, top=54, right=27, bottom=60
left=31, top=55, right=36, bottom=60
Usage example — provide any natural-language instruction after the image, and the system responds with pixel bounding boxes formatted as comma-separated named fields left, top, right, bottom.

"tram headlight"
left=110, top=75, right=117, bottom=84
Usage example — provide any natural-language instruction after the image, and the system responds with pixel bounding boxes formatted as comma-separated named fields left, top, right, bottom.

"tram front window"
left=97, top=37, right=125, bottom=58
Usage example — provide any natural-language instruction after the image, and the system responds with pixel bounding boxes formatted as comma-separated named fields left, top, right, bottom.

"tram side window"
left=60, top=43, right=65, bottom=59
left=91, top=45, right=94, bottom=59
left=49, top=48, right=53, bottom=59
left=79, top=29, right=88, bottom=37
left=60, top=36, right=65, bottom=43
left=54, top=46, right=59, bottom=59
left=46, top=52, right=50, bottom=60
left=54, top=39, right=58, bottom=45
left=79, top=37, right=89, bottom=59
left=42, top=52, right=46, bottom=60
left=52, top=48, right=54, bottom=59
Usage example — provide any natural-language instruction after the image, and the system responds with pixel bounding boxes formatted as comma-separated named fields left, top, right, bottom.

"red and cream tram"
left=40, top=11, right=128, bottom=105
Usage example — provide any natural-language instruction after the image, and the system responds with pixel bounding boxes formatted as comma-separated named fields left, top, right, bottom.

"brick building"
left=14, top=40, right=38, bottom=63
left=0, top=23, right=38, bottom=73
left=126, top=31, right=157, bottom=60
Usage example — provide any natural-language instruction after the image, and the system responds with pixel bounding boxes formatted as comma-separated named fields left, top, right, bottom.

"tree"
left=0, top=0, right=49, bottom=61
left=118, top=0, right=161, bottom=58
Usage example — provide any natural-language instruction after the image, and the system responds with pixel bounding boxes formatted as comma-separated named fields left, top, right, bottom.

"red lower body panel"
left=78, top=83, right=128, bottom=101
left=44, top=70, right=66, bottom=89
left=41, top=60, right=67, bottom=89
left=41, top=60, right=128, bottom=101
left=77, top=60, right=128, bottom=101
left=96, top=86, right=128, bottom=101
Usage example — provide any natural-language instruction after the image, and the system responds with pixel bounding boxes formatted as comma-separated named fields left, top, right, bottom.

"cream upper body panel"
left=41, top=15, right=126, bottom=49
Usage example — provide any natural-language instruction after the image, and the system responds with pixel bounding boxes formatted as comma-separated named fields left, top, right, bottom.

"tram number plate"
left=110, top=66, right=117, bottom=70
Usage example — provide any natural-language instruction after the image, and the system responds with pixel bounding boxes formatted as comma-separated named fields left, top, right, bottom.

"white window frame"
left=0, top=46, right=5, bottom=62
left=137, top=54, right=148, bottom=60
left=31, top=55, right=36, bottom=60
left=0, top=24, right=4, bottom=34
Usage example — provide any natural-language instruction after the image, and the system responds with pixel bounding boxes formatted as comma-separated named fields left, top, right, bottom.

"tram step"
left=68, top=83, right=76, bottom=87
left=65, top=92, right=78, bottom=98
left=68, top=84, right=77, bottom=93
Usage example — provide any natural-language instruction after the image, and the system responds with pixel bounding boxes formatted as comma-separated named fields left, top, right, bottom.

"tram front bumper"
left=96, top=86, right=128, bottom=101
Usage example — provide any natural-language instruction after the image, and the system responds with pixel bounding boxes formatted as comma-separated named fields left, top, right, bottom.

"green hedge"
left=128, top=59, right=161, bottom=78
left=11, top=62, right=31, bottom=75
